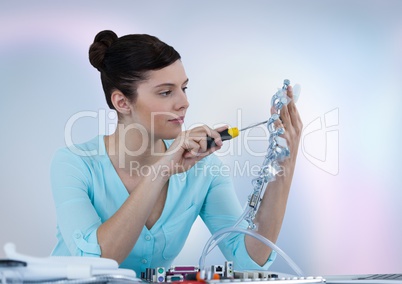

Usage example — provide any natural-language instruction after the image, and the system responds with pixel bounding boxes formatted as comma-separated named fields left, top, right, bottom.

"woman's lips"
left=168, top=116, right=185, bottom=124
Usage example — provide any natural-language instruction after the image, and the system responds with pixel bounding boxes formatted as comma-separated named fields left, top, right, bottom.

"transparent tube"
left=206, top=206, right=253, bottom=254
left=0, top=268, right=23, bottom=284
left=199, top=227, right=304, bottom=277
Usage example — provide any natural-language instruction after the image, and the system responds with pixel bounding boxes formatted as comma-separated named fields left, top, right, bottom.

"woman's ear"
left=111, top=90, right=131, bottom=115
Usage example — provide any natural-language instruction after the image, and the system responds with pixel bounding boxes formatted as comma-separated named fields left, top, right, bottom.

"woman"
left=50, top=30, right=303, bottom=276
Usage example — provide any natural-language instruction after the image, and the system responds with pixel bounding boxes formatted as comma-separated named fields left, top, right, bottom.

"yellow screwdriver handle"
left=206, top=127, right=239, bottom=149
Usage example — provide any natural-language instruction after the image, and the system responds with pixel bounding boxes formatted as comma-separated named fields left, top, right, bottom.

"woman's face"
left=129, top=59, right=190, bottom=140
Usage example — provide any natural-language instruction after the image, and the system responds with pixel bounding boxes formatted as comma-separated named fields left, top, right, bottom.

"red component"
left=212, top=273, right=220, bottom=280
left=196, top=272, right=205, bottom=282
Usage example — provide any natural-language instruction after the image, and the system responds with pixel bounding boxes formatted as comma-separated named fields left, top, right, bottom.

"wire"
left=199, top=227, right=304, bottom=277
left=206, top=207, right=252, bottom=254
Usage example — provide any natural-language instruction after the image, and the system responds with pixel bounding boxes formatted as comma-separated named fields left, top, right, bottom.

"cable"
left=199, top=227, right=304, bottom=277
left=206, top=207, right=252, bottom=254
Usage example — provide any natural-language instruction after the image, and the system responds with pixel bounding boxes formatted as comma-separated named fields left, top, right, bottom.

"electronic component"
left=166, top=274, right=184, bottom=282
left=140, top=263, right=324, bottom=284
left=258, top=271, right=278, bottom=279
left=145, top=268, right=155, bottom=282
left=224, top=261, right=233, bottom=279
left=169, top=265, right=199, bottom=273
left=167, top=265, right=199, bottom=279
left=211, top=264, right=224, bottom=277
left=246, top=270, right=259, bottom=279
left=142, top=265, right=200, bottom=282
left=156, top=267, right=166, bottom=283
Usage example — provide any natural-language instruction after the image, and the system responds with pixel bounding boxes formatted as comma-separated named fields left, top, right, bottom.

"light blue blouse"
left=50, top=135, right=275, bottom=275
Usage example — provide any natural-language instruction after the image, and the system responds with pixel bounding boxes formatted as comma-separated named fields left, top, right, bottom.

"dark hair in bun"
left=88, top=30, right=181, bottom=109
left=89, top=30, right=118, bottom=71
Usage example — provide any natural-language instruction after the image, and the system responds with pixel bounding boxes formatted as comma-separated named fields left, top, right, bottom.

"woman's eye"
left=159, top=90, right=172, bottom=97
left=182, top=87, right=188, bottom=93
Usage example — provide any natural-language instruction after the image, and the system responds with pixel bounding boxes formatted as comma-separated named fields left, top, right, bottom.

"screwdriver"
left=206, top=120, right=268, bottom=149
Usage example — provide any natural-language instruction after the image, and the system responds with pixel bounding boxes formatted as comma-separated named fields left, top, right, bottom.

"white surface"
left=3, top=243, right=136, bottom=281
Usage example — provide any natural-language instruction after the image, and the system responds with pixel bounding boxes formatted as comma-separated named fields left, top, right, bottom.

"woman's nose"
left=175, top=89, right=190, bottom=111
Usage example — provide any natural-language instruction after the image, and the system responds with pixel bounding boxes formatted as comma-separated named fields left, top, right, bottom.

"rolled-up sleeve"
left=71, top=228, right=101, bottom=256
left=200, top=159, right=276, bottom=270
left=50, top=148, right=102, bottom=257
left=232, top=234, right=277, bottom=270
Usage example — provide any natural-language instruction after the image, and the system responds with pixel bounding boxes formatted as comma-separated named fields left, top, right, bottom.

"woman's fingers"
left=269, top=85, right=303, bottom=159
left=181, top=125, right=223, bottom=158
left=182, top=138, right=202, bottom=158
left=286, top=86, right=302, bottom=130
left=214, top=125, right=229, bottom=133
left=271, top=85, right=302, bottom=135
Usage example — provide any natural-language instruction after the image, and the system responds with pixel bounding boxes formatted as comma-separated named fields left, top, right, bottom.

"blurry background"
left=1, top=0, right=401, bottom=276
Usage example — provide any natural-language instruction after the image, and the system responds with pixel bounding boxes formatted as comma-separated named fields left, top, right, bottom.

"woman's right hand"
left=159, top=125, right=228, bottom=175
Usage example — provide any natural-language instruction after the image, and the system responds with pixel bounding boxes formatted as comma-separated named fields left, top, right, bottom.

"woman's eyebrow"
left=154, top=78, right=189, bottom=88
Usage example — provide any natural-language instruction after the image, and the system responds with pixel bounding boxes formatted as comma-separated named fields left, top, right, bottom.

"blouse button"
left=145, top=235, right=151, bottom=241
left=141, top=259, right=148, bottom=264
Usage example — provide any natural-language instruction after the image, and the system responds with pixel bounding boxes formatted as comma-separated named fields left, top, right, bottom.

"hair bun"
left=89, top=30, right=118, bottom=71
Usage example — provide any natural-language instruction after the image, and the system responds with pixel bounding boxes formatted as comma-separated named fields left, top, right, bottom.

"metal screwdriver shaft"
left=238, top=120, right=269, bottom=132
